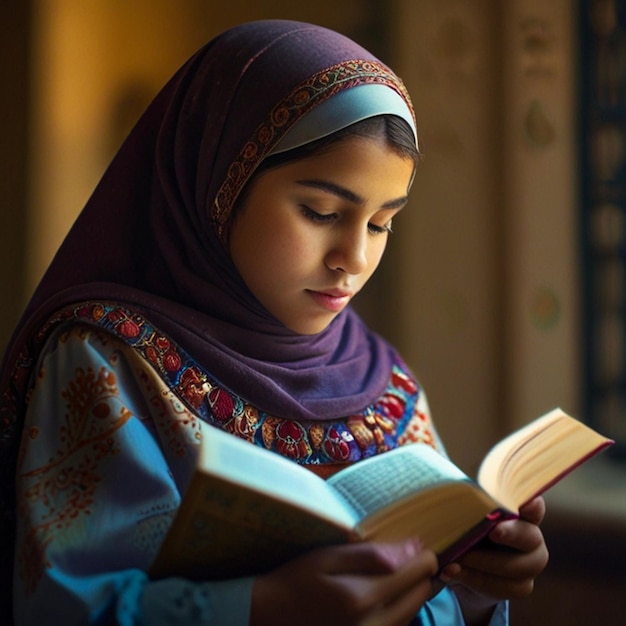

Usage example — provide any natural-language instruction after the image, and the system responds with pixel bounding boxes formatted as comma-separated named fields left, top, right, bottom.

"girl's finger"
left=518, top=496, right=546, bottom=525
left=312, top=538, right=426, bottom=576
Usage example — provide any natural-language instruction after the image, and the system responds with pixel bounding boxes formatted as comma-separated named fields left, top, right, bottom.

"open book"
left=150, top=408, right=613, bottom=580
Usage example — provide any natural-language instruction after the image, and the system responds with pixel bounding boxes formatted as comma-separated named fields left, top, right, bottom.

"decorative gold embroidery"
left=230, top=405, right=259, bottom=443
left=309, top=423, right=325, bottom=451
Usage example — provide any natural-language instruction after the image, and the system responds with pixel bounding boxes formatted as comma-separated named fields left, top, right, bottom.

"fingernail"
left=404, top=537, right=423, bottom=558
left=379, top=538, right=423, bottom=567
left=440, top=562, right=461, bottom=583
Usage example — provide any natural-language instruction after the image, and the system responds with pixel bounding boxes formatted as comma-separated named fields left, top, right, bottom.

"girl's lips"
left=307, top=289, right=352, bottom=312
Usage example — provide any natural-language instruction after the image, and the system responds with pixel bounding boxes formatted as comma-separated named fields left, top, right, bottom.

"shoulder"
left=38, top=322, right=130, bottom=362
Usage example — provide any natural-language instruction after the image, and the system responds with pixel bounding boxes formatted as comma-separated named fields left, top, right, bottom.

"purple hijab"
left=1, top=20, right=417, bottom=425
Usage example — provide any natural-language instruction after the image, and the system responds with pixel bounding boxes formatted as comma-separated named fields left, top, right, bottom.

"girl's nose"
left=324, top=228, right=368, bottom=275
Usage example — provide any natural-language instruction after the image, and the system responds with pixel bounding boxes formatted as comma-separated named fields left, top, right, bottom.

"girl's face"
left=229, top=135, right=415, bottom=335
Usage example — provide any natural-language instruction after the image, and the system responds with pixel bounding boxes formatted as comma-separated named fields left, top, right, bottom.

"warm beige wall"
left=391, top=0, right=503, bottom=470
left=500, top=0, right=580, bottom=428
left=391, top=0, right=580, bottom=470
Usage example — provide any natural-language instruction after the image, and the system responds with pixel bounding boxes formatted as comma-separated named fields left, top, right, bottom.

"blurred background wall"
left=0, top=1, right=624, bottom=623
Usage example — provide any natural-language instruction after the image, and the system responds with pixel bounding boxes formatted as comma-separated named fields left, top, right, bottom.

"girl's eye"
left=301, top=206, right=393, bottom=235
left=368, top=219, right=393, bottom=236
left=301, top=206, right=337, bottom=223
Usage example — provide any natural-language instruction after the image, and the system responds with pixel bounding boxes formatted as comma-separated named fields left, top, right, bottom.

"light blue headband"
left=269, top=83, right=418, bottom=155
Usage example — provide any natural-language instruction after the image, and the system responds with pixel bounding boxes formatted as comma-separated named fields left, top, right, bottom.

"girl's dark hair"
left=230, top=114, right=420, bottom=223
left=258, top=114, right=420, bottom=174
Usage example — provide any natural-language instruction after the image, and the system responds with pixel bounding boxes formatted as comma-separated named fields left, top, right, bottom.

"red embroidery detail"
left=162, top=349, right=182, bottom=372
left=322, top=426, right=351, bottom=462
left=207, top=387, right=235, bottom=423
left=274, top=420, right=311, bottom=460
left=391, top=370, right=417, bottom=394
left=156, top=336, right=171, bottom=350
left=145, top=345, right=160, bottom=366
left=118, top=320, right=140, bottom=338
left=379, top=394, right=405, bottom=419
left=176, top=367, right=206, bottom=410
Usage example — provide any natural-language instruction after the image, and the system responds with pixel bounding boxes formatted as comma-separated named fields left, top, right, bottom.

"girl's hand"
left=441, top=496, right=550, bottom=624
left=251, top=539, right=438, bottom=626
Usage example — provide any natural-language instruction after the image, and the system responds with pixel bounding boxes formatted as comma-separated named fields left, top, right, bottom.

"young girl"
left=0, top=20, right=548, bottom=625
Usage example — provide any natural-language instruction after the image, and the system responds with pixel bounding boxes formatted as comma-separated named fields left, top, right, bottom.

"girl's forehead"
left=246, top=136, right=414, bottom=204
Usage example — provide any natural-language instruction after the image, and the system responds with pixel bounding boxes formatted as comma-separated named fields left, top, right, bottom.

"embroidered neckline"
left=3, top=301, right=436, bottom=466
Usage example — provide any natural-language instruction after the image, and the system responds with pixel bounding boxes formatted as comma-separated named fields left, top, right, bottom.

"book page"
left=327, top=443, right=469, bottom=520
left=477, top=408, right=614, bottom=511
left=200, top=424, right=358, bottom=528
left=359, top=481, right=503, bottom=555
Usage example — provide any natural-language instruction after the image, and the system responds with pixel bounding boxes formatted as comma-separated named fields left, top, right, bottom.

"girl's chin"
left=283, top=312, right=339, bottom=335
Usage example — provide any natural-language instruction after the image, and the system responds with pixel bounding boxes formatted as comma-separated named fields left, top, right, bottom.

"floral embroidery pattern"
left=17, top=362, right=131, bottom=593
left=7, top=301, right=437, bottom=472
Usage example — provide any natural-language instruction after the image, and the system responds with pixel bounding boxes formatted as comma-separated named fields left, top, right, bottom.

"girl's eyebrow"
left=296, top=179, right=408, bottom=210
